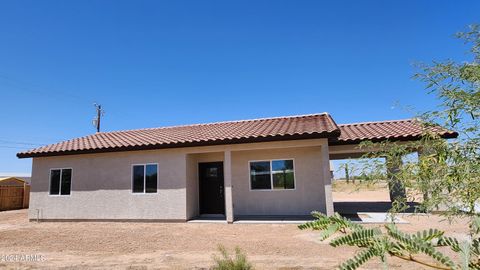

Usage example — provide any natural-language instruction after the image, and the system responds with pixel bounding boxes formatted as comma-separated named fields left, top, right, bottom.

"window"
left=250, top=161, right=271, bottom=189
left=272, top=160, right=295, bottom=189
left=207, top=167, right=218, bottom=177
left=49, top=168, right=72, bottom=195
left=132, top=164, right=158, bottom=193
left=249, top=159, right=295, bottom=190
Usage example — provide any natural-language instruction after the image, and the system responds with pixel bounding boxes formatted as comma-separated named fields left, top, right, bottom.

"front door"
left=199, top=162, right=225, bottom=215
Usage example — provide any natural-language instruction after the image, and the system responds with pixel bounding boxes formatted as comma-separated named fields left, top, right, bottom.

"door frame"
left=198, top=161, right=225, bottom=216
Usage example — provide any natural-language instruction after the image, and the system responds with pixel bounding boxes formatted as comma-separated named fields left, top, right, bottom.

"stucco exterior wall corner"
left=321, top=142, right=334, bottom=216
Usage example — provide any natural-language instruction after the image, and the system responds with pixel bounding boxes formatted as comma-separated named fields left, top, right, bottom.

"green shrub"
left=299, top=212, right=480, bottom=270
left=211, top=245, right=253, bottom=270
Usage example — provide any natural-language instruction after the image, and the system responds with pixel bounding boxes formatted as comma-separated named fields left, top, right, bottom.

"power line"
left=0, top=74, right=93, bottom=104
left=0, top=139, right=46, bottom=146
left=0, top=145, right=32, bottom=149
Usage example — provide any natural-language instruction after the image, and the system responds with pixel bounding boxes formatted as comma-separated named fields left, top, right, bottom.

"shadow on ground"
left=334, top=201, right=420, bottom=214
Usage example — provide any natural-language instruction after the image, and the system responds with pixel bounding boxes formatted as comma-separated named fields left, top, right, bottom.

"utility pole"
left=93, top=103, right=105, bottom=132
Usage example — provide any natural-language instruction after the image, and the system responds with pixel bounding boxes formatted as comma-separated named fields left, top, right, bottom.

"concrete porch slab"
left=233, top=215, right=314, bottom=224
left=187, top=215, right=227, bottom=223
left=357, top=212, right=408, bottom=224
left=187, top=219, right=228, bottom=224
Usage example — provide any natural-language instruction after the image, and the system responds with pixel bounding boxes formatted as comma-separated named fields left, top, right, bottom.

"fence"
left=0, top=184, right=30, bottom=211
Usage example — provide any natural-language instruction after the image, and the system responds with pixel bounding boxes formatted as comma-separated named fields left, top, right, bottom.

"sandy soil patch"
left=332, top=180, right=391, bottom=202
left=332, top=180, right=423, bottom=203
left=0, top=209, right=470, bottom=270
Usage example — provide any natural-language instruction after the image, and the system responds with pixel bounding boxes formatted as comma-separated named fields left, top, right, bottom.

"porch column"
left=321, top=143, right=334, bottom=216
left=386, top=155, right=406, bottom=202
left=224, top=150, right=234, bottom=223
left=417, top=147, right=438, bottom=204
left=417, top=149, right=428, bottom=202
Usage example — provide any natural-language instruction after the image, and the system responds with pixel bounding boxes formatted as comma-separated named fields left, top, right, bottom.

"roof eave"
left=17, top=130, right=340, bottom=159
left=328, top=132, right=459, bottom=146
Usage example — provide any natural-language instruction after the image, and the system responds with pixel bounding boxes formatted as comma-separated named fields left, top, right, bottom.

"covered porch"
left=327, top=119, right=457, bottom=215
left=184, top=139, right=333, bottom=223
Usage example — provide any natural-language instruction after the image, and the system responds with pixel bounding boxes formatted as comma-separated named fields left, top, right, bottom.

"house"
left=17, top=113, right=457, bottom=222
left=0, top=177, right=28, bottom=187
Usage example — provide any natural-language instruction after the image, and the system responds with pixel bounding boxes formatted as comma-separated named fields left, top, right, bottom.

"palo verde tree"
left=385, top=24, right=479, bottom=216
left=301, top=24, right=480, bottom=269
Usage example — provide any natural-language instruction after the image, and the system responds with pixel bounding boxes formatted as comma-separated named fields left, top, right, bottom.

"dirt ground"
left=0, top=184, right=470, bottom=269
left=332, top=180, right=392, bottom=202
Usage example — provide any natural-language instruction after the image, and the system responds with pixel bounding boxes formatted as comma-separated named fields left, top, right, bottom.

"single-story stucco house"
left=17, top=113, right=457, bottom=222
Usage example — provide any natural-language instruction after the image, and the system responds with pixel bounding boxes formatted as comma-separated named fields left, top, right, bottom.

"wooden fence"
left=0, top=184, right=30, bottom=211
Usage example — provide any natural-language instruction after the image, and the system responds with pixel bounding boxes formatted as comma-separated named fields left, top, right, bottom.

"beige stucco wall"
left=231, top=146, right=326, bottom=216
left=29, top=138, right=332, bottom=221
left=30, top=149, right=188, bottom=220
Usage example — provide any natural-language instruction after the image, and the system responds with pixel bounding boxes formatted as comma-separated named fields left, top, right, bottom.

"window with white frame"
left=49, top=168, right=72, bottom=195
left=249, top=159, right=295, bottom=190
left=132, top=164, right=158, bottom=193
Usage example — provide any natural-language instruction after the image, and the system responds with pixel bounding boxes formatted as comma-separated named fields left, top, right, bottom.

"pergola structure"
left=328, top=119, right=457, bottom=202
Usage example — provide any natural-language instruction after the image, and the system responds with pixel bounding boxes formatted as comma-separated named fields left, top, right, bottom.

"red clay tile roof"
left=17, top=115, right=458, bottom=158
left=17, top=113, right=340, bottom=158
left=330, top=119, right=458, bottom=145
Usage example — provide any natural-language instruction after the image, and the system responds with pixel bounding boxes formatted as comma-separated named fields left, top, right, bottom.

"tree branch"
left=391, top=253, right=452, bottom=270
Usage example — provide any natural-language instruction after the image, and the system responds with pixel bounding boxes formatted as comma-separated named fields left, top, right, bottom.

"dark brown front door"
left=199, top=162, right=225, bottom=215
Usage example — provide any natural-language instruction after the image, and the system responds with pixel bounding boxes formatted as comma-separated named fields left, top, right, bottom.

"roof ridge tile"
left=97, top=112, right=332, bottom=135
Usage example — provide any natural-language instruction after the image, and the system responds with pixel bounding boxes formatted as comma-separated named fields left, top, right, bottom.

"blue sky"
left=0, top=1, right=478, bottom=175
